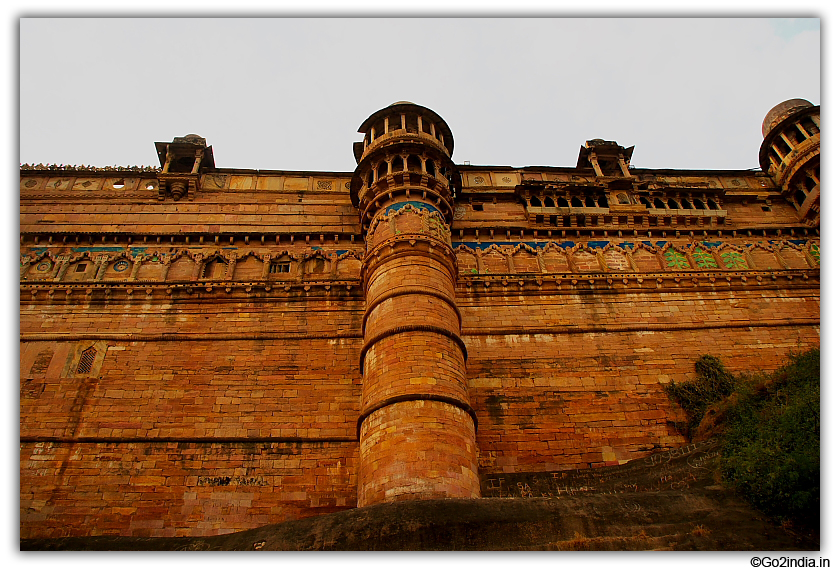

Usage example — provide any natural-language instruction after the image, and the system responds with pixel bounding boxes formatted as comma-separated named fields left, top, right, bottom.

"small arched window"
left=639, top=197, right=652, bottom=208
left=667, top=198, right=680, bottom=209
left=269, top=260, right=292, bottom=274
left=203, top=258, right=228, bottom=280
left=391, top=156, right=405, bottom=172
left=585, top=196, right=596, bottom=208
left=707, top=199, right=719, bottom=210
left=653, top=198, right=666, bottom=209
left=557, top=197, right=569, bottom=207
left=597, top=196, right=608, bottom=208
left=571, top=197, right=583, bottom=208
left=407, top=155, right=422, bottom=173
left=530, top=196, right=542, bottom=207
left=693, top=198, right=706, bottom=209
left=544, top=197, right=555, bottom=207
left=425, top=160, right=436, bottom=177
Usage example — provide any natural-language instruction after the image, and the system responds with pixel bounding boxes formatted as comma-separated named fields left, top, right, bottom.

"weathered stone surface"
left=20, top=100, right=820, bottom=541
left=21, top=441, right=817, bottom=550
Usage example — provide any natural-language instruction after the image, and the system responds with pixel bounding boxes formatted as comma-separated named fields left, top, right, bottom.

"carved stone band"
left=361, top=286, right=462, bottom=334
left=358, top=323, right=467, bottom=374
left=356, top=393, right=478, bottom=440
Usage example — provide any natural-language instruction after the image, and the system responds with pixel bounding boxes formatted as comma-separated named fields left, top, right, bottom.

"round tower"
left=759, top=99, right=820, bottom=224
left=349, top=102, right=479, bottom=506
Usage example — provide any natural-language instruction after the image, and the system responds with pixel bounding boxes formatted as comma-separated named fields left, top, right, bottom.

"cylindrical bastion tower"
left=349, top=102, right=479, bottom=506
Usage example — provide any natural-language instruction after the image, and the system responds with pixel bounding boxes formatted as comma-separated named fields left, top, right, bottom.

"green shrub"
left=664, top=355, right=735, bottom=438
left=720, top=349, right=820, bottom=527
left=665, top=349, right=820, bottom=528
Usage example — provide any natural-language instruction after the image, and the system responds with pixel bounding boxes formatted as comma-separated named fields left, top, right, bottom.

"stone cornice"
left=19, top=268, right=819, bottom=305
left=457, top=268, right=818, bottom=294
left=20, top=279, right=364, bottom=304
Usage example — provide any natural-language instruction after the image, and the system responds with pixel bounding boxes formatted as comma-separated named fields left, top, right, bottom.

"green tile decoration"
left=692, top=250, right=718, bottom=269
left=721, top=251, right=748, bottom=269
left=664, top=248, right=691, bottom=269
left=810, top=243, right=820, bottom=265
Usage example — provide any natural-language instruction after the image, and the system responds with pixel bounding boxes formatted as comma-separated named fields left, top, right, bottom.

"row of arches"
left=528, top=195, right=609, bottom=209
left=791, top=163, right=820, bottom=209
left=638, top=196, right=720, bottom=211
left=365, top=112, right=447, bottom=147
left=21, top=250, right=364, bottom=283
left=767, top=114, right=820, bottom=168
left=363, top=154, right=450, bottom=188
left=526, top=194, right=721, bottom=211
left=454, top=240, right=818, bottom=276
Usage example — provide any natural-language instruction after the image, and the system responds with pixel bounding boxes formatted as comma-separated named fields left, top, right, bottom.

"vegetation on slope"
left=664, top=349, right=820, bottom=528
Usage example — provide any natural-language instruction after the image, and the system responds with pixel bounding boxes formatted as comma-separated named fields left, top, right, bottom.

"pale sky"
left=19, top=18, right=819, bottom=173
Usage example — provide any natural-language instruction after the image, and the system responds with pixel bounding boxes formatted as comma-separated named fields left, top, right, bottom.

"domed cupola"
left=349, top=102, right=460, bottom=230
left=759, top=99, right=820, bottom=224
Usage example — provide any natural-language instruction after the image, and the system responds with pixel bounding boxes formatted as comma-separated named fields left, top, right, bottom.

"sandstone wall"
left=20, top=166, right=820, bottom=538
left=460, top=287, right=819, bottom=472
left=20, top=295, right=364, bottom=538
left=20, top=279, right=818, bottom=537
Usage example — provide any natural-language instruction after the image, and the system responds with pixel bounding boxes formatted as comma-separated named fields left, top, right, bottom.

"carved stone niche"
left=154, top=134, right=215, bottom=201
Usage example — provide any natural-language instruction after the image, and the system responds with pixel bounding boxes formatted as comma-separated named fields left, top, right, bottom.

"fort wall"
left=20, top=100, right=820, bottom=538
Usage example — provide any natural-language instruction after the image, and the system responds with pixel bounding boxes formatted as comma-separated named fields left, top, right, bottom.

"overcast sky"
left=19, top=18, right=819, bottom=173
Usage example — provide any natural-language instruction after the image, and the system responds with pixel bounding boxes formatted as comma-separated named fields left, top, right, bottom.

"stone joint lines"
left=355, top=393, right=478, bottom=441
left=361, top=286, right=462, bottom=335
left=358, top=324, right=468, bottom=375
